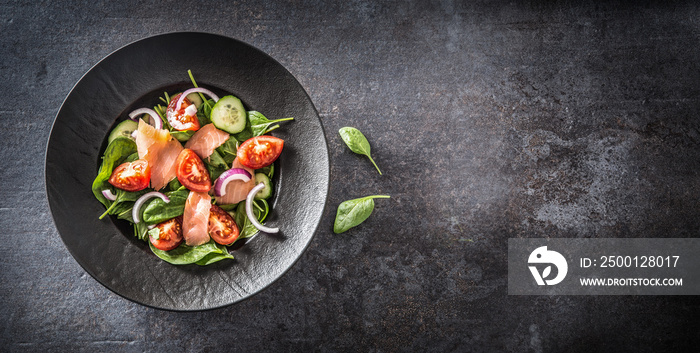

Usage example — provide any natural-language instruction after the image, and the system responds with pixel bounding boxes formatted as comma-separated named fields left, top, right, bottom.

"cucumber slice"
left=210, top=95, right=246, bottom=134
left=254, top=173, right=272, bottom=200
left=186, top=92, right=203, bottom=108
left=107, top=119, right=138, bottom=144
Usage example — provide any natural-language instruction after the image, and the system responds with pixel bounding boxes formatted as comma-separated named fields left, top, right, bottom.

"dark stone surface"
left=2, top=0, right=699, bottom=351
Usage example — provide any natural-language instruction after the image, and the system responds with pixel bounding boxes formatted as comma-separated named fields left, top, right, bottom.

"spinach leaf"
left=338, top=127, right=382, bottom=175
left=141, top=188, right=190, bottom=224
left=134, top=220, right=150, bottom=241
left=92, top=137, right=138, bottom=207
left=208, top=149, right=228, bottom=169
left=125, top=152, right=139, bottom=162
left=99, top=188, right=148, bottom=219
left=205, top=160, right=227, bottom=182
left=195, top=252, right=233, bottom=266
left=247, top=111, right=294, bottom=137
left=171, top=130, right=195, bottom=142
left=216, top=137, right=239, bottom=165
left=258, top=164, right=274, bottom=179
left=233, top=126, right=253, bottom=143
left=234, top=199, right=269, bottom=239
left=114, top=202, right=136, bottom=222
left=196, top=99, right=215, bottom=126
left=168, top=178, right=183, bottom=192
left=149, top=240, right=233, bottom=265
left=333, top=195, right=390, bottom=234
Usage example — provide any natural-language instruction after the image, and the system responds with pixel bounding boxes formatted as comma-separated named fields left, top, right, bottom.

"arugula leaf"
left=92, top=137, right=138, bottom=208
left=149, top=240, right=233, bottom=265
left=333, top=195, right=390, bottom=234
left=141, top=188, right=189, bottom=224
left=338, top=127, right=382, bottom=175
left=247, top=111, right=294, bottom=136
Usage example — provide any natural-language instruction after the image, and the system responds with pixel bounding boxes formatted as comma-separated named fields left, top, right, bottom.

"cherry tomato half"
left=237, top=136, right=284, bottom=169
left=176, top=148, right=211, bottom=193
left=208, top=205, right=240, bottom=245
left=150, top=216, right=184, bottom=251
left=108, top=159, right=151, bottom=191
left=166, top=93, right=200, bottom=131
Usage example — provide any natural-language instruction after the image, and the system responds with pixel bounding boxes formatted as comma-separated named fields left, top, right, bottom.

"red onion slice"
left=213, top=168, right=252, bottom=197
left=246, top=183, right=279, bottom=234
left=102, top=189, right=117, bottom=201
left=129, top=108, right=163, bottom=130
left=175, top=87, right=220, bottom=111
left=133, top=191, right=170, bottom=224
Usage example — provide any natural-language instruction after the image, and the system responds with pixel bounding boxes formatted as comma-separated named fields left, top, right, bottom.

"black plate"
left=45, top=32, right=329, bottom=311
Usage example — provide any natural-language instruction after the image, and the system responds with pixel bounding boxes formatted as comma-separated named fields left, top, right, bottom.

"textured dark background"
left=2, top=0, right=700, bottom=352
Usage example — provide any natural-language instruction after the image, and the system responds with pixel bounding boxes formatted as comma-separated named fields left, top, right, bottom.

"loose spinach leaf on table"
left=333, top=195, right=390, bottom=234
left=92, top=137, right=138, bottom=207
left=149, top=240, right=233, bottom=265
left=338, top=127, right=382, bottom=175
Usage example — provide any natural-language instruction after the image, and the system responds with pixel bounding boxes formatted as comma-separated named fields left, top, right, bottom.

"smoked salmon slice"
left=135, top=119, right=184, bottom=190
left=183, top=191, right=211, bottom=246
left=214, top=158, right=256, bottom=205
left=184, top=123, right=230, bottom=160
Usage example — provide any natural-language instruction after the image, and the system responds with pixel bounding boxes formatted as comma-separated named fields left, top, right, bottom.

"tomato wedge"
left=108, top=159, right=151, bottom=191
left=176, top=149, right=211, bottom=192
left=208, top=205, right=240, bottom=245
left=150, top=216, right=184, bottom=251
left=166, top=93, right=200, bottom=131
left=237, top=136, right=284, bottom=169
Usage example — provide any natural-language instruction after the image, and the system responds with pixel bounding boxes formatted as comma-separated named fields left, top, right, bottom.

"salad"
left=91, top=71, right=293, bottom=265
